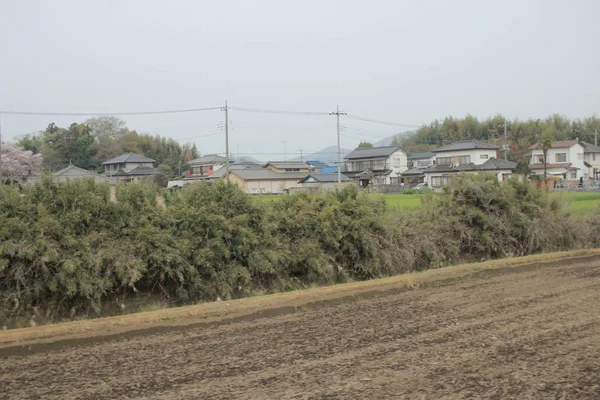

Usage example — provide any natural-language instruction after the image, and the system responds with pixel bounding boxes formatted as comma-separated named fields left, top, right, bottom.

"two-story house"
left=102, top=153, right=157, bottom=182
left=528, top=140, right=585, bottom=180
left=401, top=152, right=436, bottom=186
left=187, top=154, right=227, bottom=177
left=581, top=141, right=600, bottom=180
left=344, top=146, right=408, bottom=186
left=423, top=140, right=516, bottom=189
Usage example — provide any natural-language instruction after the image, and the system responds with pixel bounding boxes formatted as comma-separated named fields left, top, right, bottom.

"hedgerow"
left=0, top=174, right=596, bottom=326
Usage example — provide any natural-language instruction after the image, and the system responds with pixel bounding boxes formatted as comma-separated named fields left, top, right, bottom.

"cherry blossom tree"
left=0, top=143, right=43, bottom=185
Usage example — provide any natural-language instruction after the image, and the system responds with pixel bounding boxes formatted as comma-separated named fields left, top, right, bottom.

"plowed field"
left=2, top=255, right=600, bottom=399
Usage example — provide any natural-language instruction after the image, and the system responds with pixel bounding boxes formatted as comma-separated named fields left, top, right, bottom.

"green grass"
left=253, top=191, right=600, bottom=215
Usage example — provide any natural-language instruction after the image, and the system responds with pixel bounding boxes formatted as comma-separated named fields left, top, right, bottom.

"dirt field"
left=1, top=255, right=600, bottom=399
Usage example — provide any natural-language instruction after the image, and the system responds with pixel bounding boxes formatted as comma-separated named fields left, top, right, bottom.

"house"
left=52, top=165, right=117, bottom=184
left=581, top=141, right=600, bottom=180
left=431, top=140, right=499, bottom=167
left=102, top=153, right=157, bottom=182
left=344, top=145, right=408, bottom=186
left=408, top=152, right=435, bottom=169
left=186, top=154, right=227, bottom=177
left=305, top=160, right=328, bottom=171
left=264, top=161, right=310, bottom=173
left=402, top=152, right=436, bottom=186
left=227, top=169, right=308, bottom=194
left=167, top=162, right=263, bottom=189
left=319, top=165, right=338, bottom=174
left=424, top=158, right=518, bottom=190
left=528, top=140, right=585, bottom=180
left=297, top=173, right=351, bottom=191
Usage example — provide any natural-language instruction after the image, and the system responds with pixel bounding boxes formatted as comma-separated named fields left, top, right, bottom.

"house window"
left=431, top=176, right=441, bottom=187
left=459, top=155, right=471, bottom=165
left=571, top=171, right=577, bottom=179
left=555, top=153, right=567, bottom=163
left=442, top=175, right=453, bottom=186
left=437, top=157, right=452, bottom=166
left=480, top=154, right=489, bottom=159
left=577, top=153, right=584, bottom=161
left=535, top=155, right=544, bottom=164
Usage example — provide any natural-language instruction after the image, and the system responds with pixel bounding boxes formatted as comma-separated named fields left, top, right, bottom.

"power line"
left=344, top=114, right=420, bottom=128
left=228, top=106, right=329, bottom=116
left=0, top=106, right=222, bottom=116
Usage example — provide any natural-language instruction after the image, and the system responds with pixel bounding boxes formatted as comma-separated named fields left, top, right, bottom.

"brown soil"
left=1, top=253, right=600, bottom=399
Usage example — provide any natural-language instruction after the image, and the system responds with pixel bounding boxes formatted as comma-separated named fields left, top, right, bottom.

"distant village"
left=48, top=138, right=600, bottom=194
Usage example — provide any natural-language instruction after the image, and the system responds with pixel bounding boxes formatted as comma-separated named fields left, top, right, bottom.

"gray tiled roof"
left=188, top=154, right=227, bottom=165
left=581, top=141, right=600, bottom=153
left=127, top=166, right=157, bottom=176
left=432, top=140, right=499, bottom=153
left=424, top=158, right=516, bottom=173
left=102, top=153, right=156, bottom=165
left=299, top=173, right=351, bottom=183
left=231, top=169, right=308, bottom=180
left=264, top=161, right=309, bottom=169
left=209, top=163, right=263, bottom=178
left=344, top=146, right=400, bottom=160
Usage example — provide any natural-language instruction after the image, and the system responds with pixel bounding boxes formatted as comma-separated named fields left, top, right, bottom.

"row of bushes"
left=1, top=175, right=598, bottom=326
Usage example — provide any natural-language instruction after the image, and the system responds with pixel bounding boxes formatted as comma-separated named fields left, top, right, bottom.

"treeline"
left=1, top=175, right=598, bottom=327
left=16, top=116, right=199, bottom=174
left=396, top=114, right=600, bottom=159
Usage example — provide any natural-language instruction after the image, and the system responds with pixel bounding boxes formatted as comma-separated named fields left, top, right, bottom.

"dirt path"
left=2, top=257, right=600, bottom=399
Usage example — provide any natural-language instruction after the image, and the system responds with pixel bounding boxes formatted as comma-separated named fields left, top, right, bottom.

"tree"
left=0, top=143, right=43, bottom=185
left=85, top=116, right=129, bottom=139
left=541, top=137, right=553, bottom=180
left=356, top=141, right=373, bottom=149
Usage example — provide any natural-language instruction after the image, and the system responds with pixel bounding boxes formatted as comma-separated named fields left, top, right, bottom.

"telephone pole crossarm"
left=329, top=105, right=347, bottom=185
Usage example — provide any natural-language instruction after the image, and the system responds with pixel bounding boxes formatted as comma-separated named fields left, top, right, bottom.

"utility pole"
left=330, top=105, right=346, bottom=185
left=0, top=112, right=2, bottom=179
left=282, top=141, right=288, bottom=161
left=222, top=101, right=230, bottom=182
left=299, top=149, right=303, bottom=162
left=595, top=130, right=598, bottom=147
left=504, top=121, right=508, bottom=161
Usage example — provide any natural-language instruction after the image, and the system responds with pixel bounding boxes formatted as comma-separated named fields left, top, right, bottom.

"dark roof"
left=264, top=161, right=309, bottom=169
left=424, top=158, right=517, bottom=174
left=581, top=141, right=600, bottom=153
left=52, top=165, right=118, bottom=184
left=209, top=163, right=263, bottom=178
left=188, top=154, right=227, bottom=165
left=432, top=140, right=499, bottom=153
left=102, top=153, right=156, bottom=165
left=401, top=167, right=426, bottom=176
left=344, top=146, right=400, bottom=160
left=407, top=152, right=434, bottom=159
left=528, top=140, right=579, bottom=150
left=127, top=166, right=157, bottom=176
left=299, top=173, right=351, bottom=183
left=230, top=170, right=308, bottom=180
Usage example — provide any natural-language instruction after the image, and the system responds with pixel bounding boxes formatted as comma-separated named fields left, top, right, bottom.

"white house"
left=528, top=140, right=585, bottom=180
left=344, top=145, right=408, bottom=186
left=187, top=154, right=227, bottom=177
left=423, top=140, right=516, bottom=189
left=581, top=141, right=600, bottom=180
left=227, top=169, right=307, bottom=194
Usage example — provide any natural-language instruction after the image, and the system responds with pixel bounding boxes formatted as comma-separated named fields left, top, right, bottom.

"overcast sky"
left=1, top=0, right=599, bottom=158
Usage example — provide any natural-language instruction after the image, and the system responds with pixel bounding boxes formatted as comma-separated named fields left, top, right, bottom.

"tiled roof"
left=264, top=161, right=309, bottom=169
left=344, top=146, right=400, bottom=160
left=528, top=140, right=579, bottom=150
left=319, top=165, right=338, bottom=174
left=424, top=158, right=517, bottom=173
left=581, top=141, right=600, bottom=153
left=432, top=140, right=499, bottom=153
left=530, top=163, right=576, bottom=170
left=127, top=166, right=157, bottom=176
left=299, top=173, right=351, bottom=183
left=102, top=153, right=156, bottom=165
left=407, top=152, right=434, bottom=159
left=188, top=154, right=227, bottom=165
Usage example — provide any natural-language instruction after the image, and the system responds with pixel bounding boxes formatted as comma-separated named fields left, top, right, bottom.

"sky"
left=1, top=0, right=599, bottom=159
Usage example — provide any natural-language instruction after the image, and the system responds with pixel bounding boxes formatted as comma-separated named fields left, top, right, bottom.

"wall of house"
left=125, top=162, right=154, bottom=172
left=433, top=149, right=497, bottom=167
left=227, top=173, right=248, bottom=192
left=410, top=156, right=436, bottom=168
left=530, top=144, right=585, bottom=179
left=266, top=165, right=310, bottom=173
left=245, top=178, right=302, bottom=194
left=584, top=152, right=600, bottom=180
left=424, top=170, right=513, bottom=190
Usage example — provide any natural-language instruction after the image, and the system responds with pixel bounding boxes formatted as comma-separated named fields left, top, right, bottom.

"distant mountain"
left=373, top=130, right=418, bottom=147
left=291, top=146, right=353, bottom=164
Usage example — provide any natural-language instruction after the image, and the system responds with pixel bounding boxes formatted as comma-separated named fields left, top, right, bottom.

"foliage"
left=0, top=143, right=43, bottom=185
left=0, top=176, right=597, bottom=326
left=356, top=141, right=373, bottom=149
